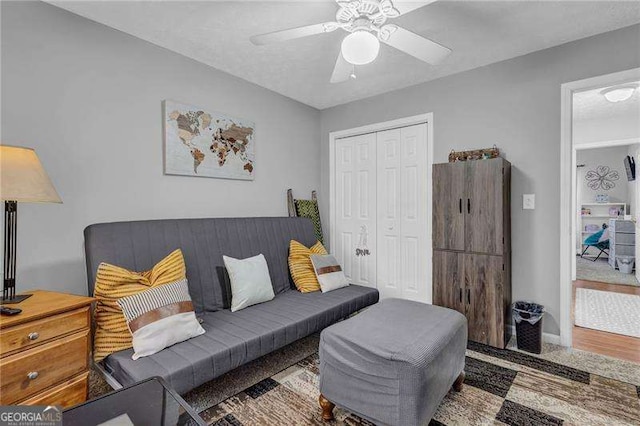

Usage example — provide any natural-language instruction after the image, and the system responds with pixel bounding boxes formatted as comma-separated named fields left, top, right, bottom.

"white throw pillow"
left=117, top=279, right=205, bottom=360
left=223, top=253, right=275, bottom=312
left=310, top=254, right=350, bottom=293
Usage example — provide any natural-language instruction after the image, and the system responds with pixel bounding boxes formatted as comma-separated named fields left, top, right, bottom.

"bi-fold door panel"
left=432, top=162, right=465, bottom=251
left=377, top=128, right=402, bottom=299
left=465, top=159, right=504, bottom=255
left=334, top=133, right=377, bottom=288
left=400, top=124, right=429, bottom=302
left=376, top=124, right=429, bottom=302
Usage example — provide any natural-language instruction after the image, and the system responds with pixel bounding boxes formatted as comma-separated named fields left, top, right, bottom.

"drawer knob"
left=27, top=371, right=39, bottom=380
left=28, top=332, right=39, bottom=341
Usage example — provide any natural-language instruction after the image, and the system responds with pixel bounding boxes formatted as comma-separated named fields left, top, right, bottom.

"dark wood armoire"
left=432, top=157, right=512, bottom=348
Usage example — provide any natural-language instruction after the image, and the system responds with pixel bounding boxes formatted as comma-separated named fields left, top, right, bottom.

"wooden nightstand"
left=0, top=290, right=95, bottom=407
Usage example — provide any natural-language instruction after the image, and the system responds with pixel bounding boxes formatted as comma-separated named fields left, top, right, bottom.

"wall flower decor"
left=585, top=165, right=619, bottom=190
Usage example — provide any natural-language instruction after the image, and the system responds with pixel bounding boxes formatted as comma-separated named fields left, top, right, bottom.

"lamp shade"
left=1, top=145, right=61, bottom=203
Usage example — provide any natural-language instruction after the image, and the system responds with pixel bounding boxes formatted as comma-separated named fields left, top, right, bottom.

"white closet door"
left=334, top=133, right=377, bottom=288
left=399, top=124, right=429, bottom=302
left=376, top=124, right=429, bottom=301
left=376, top=128, right=403, bottom=299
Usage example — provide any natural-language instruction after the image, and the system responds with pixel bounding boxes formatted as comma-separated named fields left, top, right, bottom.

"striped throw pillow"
left=288, top=240, right=327, bottom=293
left=310, top=254, right=349, bottom=293
left=118, top=279, right=205, bottom=360
left=93, top=249, right=186, bottom=362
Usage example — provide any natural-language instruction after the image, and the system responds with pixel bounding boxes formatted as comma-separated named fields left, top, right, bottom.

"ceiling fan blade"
left=330, top=52, right=352, bottom=84
left=382, top=25, right=451, bottom=64
left=392, top=1, right=438, bottom=16
left=250, top=22, right=338, bottom=45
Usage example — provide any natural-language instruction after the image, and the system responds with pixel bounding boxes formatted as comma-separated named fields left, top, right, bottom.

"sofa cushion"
left=103, top=284, right=379, bottom=394
left=117, top=279, right=205, bottom=360
left=288, top=240, right=327, bottom=293
left=93, top=249, right=186, bottom=362
left=85, top=217, right=318, bottom=313
left=223, top=254, right=275, bottom=312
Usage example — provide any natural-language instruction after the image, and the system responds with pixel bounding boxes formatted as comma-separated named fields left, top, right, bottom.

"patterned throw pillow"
left=93, top=249, right=186, bottom=362
left=118, top=279, right=205, bottom=360
left=294, top=199, right=324, bottom=243
left=310, top=254, right=349, bottom=293
left=288, top=240, right=327, bottom=293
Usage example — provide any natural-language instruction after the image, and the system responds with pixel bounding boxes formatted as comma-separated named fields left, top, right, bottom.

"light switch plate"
left=523, top=194, right=535, bottom=210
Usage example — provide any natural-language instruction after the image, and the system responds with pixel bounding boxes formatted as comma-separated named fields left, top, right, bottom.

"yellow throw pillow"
left=288, top=240, right=327, bottom=293
left=93, top=249, right=186, bottom=362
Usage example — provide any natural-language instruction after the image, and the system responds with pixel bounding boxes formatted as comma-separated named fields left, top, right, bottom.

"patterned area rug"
left=575, top=288, right=640, bottom=338
left=198, top=341, right=640, bottom=426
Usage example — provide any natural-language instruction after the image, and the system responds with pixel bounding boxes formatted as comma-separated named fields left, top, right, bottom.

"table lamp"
left=1, top=145, right=62, bottom=303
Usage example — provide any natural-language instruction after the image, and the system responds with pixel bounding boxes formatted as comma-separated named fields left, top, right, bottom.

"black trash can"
left=513, top=301, right=545, bottom=354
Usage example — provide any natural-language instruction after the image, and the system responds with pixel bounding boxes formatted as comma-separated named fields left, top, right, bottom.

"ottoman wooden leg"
left=319, top=394, right=335, bottom=421
left=453, top=371, right=465, bottom=392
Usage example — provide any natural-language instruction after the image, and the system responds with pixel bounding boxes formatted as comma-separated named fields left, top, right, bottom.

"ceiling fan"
left=250, top=0, right=451, bottom=83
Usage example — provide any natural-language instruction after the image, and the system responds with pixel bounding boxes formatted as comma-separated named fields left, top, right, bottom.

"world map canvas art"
left=164, top=100, right=255, bottom=180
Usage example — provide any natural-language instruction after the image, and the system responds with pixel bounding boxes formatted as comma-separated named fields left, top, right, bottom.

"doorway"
left=329, top=114, right=433, bottom=303
left=560, top=68, right=640, bottom=361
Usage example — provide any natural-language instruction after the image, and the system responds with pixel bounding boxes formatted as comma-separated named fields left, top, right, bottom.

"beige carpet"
left=576, top=256, right=639, bottom=286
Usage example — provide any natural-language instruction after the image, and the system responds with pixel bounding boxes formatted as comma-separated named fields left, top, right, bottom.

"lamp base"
left=1, top=294, right=32, bottom=304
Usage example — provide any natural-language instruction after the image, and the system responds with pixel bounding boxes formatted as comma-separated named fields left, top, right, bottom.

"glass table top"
left=63, top=377, right=206, bottom=426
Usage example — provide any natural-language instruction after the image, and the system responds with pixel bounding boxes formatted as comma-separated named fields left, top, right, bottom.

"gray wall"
left=1, top=1, right=320, bottom=296
left=320, top=24, right=640, bottom=335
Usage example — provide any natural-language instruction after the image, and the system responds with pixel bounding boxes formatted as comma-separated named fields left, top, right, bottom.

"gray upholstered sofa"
left=84, top=217, right=379, bottom=394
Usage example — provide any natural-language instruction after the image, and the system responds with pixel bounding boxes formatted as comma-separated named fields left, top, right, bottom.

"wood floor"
left=572, top=279, right=640, bottom=363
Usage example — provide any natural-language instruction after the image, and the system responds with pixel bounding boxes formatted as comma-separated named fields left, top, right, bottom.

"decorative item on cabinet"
left=448, top=145, right=500, bottom=162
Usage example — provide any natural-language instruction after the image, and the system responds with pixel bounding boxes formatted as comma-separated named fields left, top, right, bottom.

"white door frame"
left=329, top=113, right=434, bottom=303
left=559, top=68, right=640, bottom=347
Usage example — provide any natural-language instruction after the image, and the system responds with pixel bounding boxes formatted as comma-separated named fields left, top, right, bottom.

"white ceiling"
left=48, top=1, right=640, bottom=110
left=574, top=81, right=640, bottom=123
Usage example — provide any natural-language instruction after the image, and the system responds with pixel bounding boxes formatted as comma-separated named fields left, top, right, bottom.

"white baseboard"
left=508, top=325, right=561, bottom=345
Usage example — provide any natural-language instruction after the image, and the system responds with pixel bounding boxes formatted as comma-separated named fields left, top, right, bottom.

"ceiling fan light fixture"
left=341, top=31, right=380, bottom=65
left=601, top=86, right=636, bottom=103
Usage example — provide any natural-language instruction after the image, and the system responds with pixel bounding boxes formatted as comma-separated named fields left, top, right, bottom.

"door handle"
left=459, top=198, right=462, bottom=214
left=467, top=288, right=471, bottom=305
left=459, top=288, right=462, bottom=303
left=467, top=198, right=471, bottom=214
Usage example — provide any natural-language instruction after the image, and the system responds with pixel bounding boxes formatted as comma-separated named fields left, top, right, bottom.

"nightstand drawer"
left=0, top=307, right=90, bottom=357
left=18, top=372, right=89, bottom=408
left=0, top=330, right=89, bottom=404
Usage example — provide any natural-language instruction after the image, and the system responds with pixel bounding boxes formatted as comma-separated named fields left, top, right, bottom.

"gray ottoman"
left=318, top=298, right=467, bottom=426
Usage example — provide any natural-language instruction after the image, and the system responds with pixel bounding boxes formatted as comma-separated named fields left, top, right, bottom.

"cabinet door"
left=433, top=162, right=465, bottom=251
left=465, top=159, right=504, bottom=255
left=433, top=251, right=463, bottom=313
left=463, top=254, right=504, bottom=347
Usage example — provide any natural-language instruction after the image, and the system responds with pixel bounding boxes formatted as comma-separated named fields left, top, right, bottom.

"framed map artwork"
left=164, top=100, right=255, bottom=180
